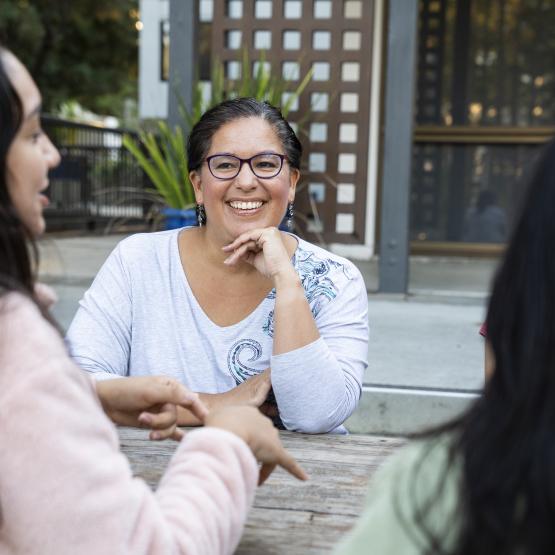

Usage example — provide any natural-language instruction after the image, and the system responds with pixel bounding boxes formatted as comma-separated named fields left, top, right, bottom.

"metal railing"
left=43, top=116, right=155, bottom=231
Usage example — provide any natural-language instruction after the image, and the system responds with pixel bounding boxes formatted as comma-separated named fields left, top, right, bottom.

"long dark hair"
left=412, top=139, right=555, bottom=554
left=187, top=97, right=302, bottom=172
left=0, top=47, right=40, bottom=299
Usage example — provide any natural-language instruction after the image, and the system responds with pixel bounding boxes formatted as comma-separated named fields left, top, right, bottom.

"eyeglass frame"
left=205, top=152, right=288, bottom=180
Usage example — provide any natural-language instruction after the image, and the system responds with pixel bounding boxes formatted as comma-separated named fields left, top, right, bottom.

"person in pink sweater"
left=0, top=46, right=307, bottom=555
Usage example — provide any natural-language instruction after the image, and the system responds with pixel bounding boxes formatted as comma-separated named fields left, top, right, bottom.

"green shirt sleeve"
left=333, top=436, right=461, bottom=555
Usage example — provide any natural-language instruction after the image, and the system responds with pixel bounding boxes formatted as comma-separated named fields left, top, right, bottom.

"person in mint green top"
left=335, top=137, right=555, bottom=555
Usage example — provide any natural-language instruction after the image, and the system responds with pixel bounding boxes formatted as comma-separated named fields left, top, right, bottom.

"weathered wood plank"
left=118, top=427, right=405, bottom=554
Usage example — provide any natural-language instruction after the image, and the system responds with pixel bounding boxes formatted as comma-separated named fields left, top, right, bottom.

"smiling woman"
left=66, top=97, right=369, bottom=434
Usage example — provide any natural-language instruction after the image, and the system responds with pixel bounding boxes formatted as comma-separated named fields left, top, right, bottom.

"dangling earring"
left=286, top=202, right=294, bottom=230
left=196, top=203, right=206, bottom=226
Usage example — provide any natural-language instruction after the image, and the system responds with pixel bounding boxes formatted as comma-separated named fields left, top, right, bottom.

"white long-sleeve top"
left=0, top=292, right=258, bottom=555
left=66, top=229, right=369, bottom=433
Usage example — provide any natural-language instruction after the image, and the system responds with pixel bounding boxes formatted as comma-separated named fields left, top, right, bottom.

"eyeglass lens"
left=209, top=153, right=283, bottom=179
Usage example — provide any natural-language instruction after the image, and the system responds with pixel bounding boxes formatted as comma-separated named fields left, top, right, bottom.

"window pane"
left=284, top=0, right=302, bottom=18
left=309, top=122, right=327, bottom=142
left=343, top=30, right=361, bottom=50
left=254, top=30, right=272, bottom=49
left=313, top=30, right=331, bottom=50
left=340, top=92, right=358, bottom=112
left=336, top=213, right=355, bottom=233
left=309, top=152, right=326, bottom=172
left=416, top=1, right=555, bottom=126
left=225, top=30, right=242, bottom=49
left=309, top=182, right=326, bottom=202
left=338, top=153, right=357, bottom=173
left=199, top=0, right=214, bottom=21
left=339, top=123, right=358, bottom=143
left=410, top=143, right=538, bottom=243
left=344, top=0, right=362, bottom=18
left=226, top=0, right=243, bottom=18
left=337, top=183, right=356, bottom=203
left=314, top=0, right=332, bottom=18
left=282, top=61, right=300, bottom=80
left=312, top=62, right=330, bottom=81
left=281, top=92, right=299, bottom=112
left=341, top=62, right=360, bottom=81
left=311, top=92, right=329, bottom=112
left=283, top=30, right=301, bottom=50
left=253, top=61, right=271, bottom=77
left=225, top=61, right=241, bottom=79
left=255, top=0, right=272, bottom=18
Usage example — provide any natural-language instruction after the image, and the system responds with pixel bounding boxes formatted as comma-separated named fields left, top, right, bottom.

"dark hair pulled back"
left=187, top=98, right=302, bottom=172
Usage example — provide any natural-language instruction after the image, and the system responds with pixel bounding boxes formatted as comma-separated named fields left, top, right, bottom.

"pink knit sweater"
left=0, top=293, right=258, bottom=554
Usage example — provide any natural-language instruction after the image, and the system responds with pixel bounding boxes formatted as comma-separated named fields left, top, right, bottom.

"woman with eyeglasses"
left=66, top=98, right=369, bottom=433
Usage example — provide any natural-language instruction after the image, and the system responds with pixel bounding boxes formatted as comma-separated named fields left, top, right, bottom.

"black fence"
left=43, top=116, right=155, bottom=231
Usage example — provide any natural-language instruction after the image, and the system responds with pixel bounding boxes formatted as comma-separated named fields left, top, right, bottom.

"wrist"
left=272, top=267, right=301, bottom=291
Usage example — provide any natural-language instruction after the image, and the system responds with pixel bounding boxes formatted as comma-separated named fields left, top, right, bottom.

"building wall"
left=137, top=0, right=384, bottom=259
left=139, top=0, right=169, bottom=119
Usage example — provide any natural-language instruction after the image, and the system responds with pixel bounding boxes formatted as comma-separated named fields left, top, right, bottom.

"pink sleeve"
left=0, top=294, right=258, bottom=555
left=479, top=322, right=487, bottom=337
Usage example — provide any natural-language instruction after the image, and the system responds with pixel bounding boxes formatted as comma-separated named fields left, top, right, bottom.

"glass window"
left=416, top=0, right=555, bottom=126
left=337, top=183, right=356, bottom=203
left=282, top=61, right=300, bottom=80
left=253, top=61, right=271, bottom=77
left=255, top=0, right=272, bottom=18
left=311, top=92, right=329, bottom=112
left=199, top=0, right=214, bottom=21
left=226, top=0, right=243, bottom=18
left=314, top=0, right=332, bottom=19
left=344, top=0, right=362, bottom=18
left=281, top=92, right=299, bottom=112
left=338, top=153, right=357, bottom=174
left=309, top=152, right=326, bottom=172
left=225, top=61, right=241, bottom=79
left=284, top=0, right=302, bottom=18
left=340, top=92, right=359, bottom=112
left=313, top=31, right=331, bottom=50
left=336, top=213, right=355, bottom=233
left=225, top=30, right=242, bottom=49
left=410, top=143, right=537, bottom=243
left=341, top=62, right=360, bottom=81
left=339, top=123, right=357, bottom=143
left=312, top=62, right=330, bottom=81
left=254, top=30, right=272, bottom=49
left=309, top=182, right=326, bottom=202
left=343, top=30, right=361, bottom=50
left=283, top=30, right=301, bottom=50
left=309, top=122, right=328, bottom=142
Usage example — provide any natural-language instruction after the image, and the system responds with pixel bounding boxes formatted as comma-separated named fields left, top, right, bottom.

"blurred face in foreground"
left=3, top=50, right=60, bottom=237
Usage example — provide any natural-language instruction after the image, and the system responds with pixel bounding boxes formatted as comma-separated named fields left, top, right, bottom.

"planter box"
left=161, top=207, right=197, bottom=230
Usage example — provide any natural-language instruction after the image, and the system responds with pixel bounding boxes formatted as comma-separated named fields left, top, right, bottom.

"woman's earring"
left=196, top=203, right=206, bottom=226
left=286, top=202, right=294, bottom=230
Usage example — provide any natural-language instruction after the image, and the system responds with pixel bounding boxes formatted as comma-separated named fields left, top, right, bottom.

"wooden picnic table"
left=119, top=427, right=405, bottom=555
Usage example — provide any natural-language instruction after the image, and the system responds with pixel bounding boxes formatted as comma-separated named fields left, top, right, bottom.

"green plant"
left=124, top=51, right=313, bottom=209
left=123, top=122, right=195, bottom=209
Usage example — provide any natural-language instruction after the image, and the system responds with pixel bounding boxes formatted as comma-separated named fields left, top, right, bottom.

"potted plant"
left=123, top=122, right=197, bottom=229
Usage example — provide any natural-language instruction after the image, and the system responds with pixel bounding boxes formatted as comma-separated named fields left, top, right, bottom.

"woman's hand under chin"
left=221, top=227, right=296, bottom=282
